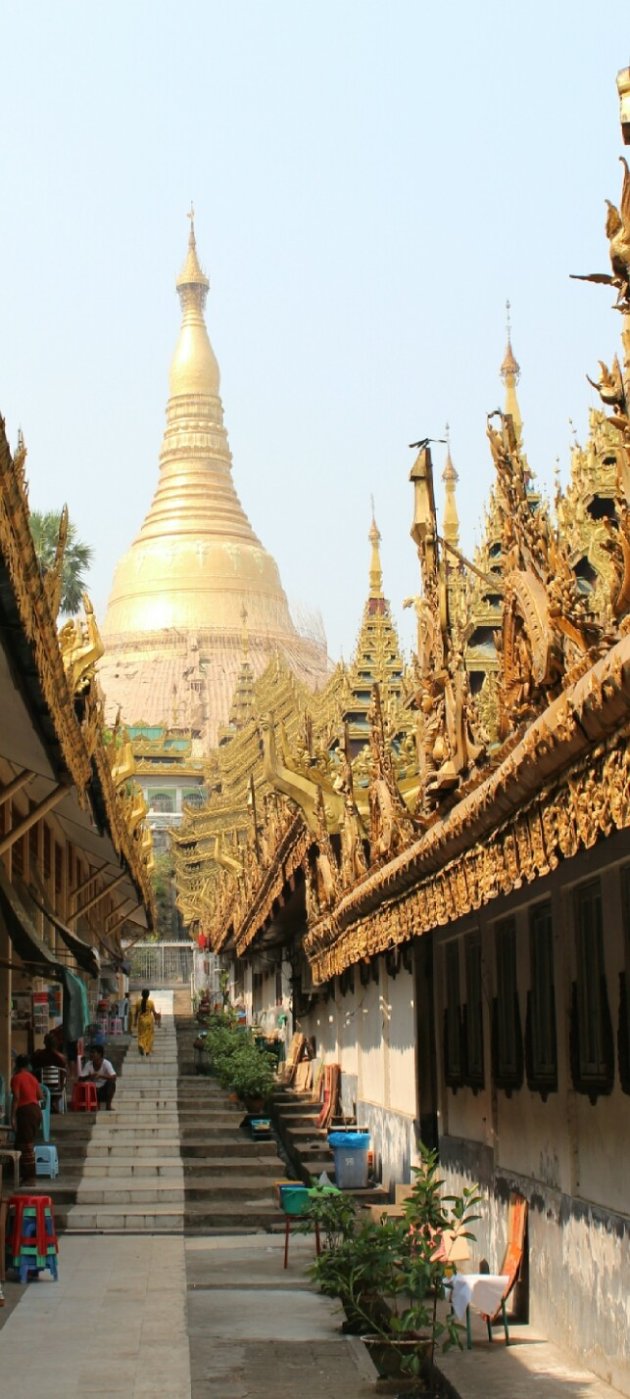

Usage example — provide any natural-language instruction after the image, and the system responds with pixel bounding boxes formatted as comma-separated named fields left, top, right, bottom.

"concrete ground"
left=436, top=1307, right=624, bottom=1399
left=1, top=1221, right=626, bottom=1398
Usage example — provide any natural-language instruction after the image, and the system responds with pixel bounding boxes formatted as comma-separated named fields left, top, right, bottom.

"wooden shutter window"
left=571, top=879, right=614, bottom=1101
left=525, top=901, right=558, bottom=1097
left=465, top=934, right=485, bottom=1092
left=493, top=916, right=523, bottom=1094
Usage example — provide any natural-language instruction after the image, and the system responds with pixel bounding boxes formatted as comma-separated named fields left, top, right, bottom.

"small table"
left=448, top=1273, right=510, bottom=1347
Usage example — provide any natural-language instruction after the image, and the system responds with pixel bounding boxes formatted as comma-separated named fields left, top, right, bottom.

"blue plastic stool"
left=35, top=1144, right=59, bottom=1178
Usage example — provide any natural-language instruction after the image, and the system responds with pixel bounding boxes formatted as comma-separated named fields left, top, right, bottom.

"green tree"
left=151, top=852, right=177, bottom=941
left=30, top=509, right=93, bottom=615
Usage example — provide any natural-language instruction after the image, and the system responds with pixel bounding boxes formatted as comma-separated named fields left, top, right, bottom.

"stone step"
left=282, top=1124, right=329, bottom=1145
left=76, top=1180, right=185, bottom=1204
left=98, top=1105, right=180, bottom=1118
left=86, top=1127, right=183, bottom=1142
left=58, top=1197, right=285, bottom=1233
left=97, top=1101, right=179, bottom=1113
left=82, top=1158, right=184, bottom=1177
left=61, top=1203, right=186, bottom=1231
left=181, top=1156, right=282, bottom=1177
left=84, top=1154, right=277, bottom=1177
left=87, top=1140, right=182, bottom=1159
left=74, top=1175, right=280, bottom=1206
left=179, top=1139, right=279, bottom=1158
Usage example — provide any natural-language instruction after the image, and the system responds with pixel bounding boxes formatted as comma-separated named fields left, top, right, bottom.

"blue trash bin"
left=328, top=1130, right=370, bottom=1188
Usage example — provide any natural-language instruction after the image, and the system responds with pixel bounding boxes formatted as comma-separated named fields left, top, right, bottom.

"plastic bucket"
left=328, top=1130, right=370, bottom=1189
left=279, top=1184, right=313, bottom=1216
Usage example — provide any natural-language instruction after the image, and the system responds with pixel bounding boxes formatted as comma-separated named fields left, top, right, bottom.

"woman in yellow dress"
left=133, top=988, right=156, bottom=1056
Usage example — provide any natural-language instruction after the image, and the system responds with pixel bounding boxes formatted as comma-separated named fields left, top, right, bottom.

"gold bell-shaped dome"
left=99, top=215, right=328, bottom=741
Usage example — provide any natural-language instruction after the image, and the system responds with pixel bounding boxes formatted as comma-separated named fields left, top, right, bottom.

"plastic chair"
left=108, top=1017, right=123, bottom=1036
left=35, top=1144, right=59, bottom=1179
left=40, top=1066, right=67, bottom=1114
left=7, top=1194, right=58, bottom=1282
left=70, top=1081, right=98, bottom=1112
left=480, top=1195, right=528, bottom=1343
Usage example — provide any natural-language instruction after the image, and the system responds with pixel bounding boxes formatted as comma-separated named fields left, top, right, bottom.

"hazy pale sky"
left=1, top=2, right=628, bottom=660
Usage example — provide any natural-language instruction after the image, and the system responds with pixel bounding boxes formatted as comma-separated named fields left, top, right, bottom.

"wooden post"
left=0, top=785, right=68, bottom=857
left=0, top=770, right=35, bottom=808
left=68, top=870, right=127, bottom=925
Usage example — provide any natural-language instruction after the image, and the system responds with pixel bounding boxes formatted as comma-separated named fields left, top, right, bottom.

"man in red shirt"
left=10, top=1056, right=45, bottom=1182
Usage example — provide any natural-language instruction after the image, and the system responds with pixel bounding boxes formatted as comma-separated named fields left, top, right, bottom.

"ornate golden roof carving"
left=174, top=95, right=630, bottom=978
left=0, top=418, right=155, bottom=920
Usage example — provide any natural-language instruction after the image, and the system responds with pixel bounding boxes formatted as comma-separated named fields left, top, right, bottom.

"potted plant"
left=305, top=1146, right=481, bottom=1394
left=203, top=1015, right=277, bottom=1110
left=228, top=1040, right=277, bottom=1112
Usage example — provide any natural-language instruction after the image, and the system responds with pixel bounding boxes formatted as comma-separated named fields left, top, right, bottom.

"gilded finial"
left=500, top=302, right=522, bottom=441
left=442, top=423, right=458, bottom=484
left=500, top=300, right=520, bottom=382
left=368, top=504, right=383, bottom=599
left=240, top=603, right=249, bottom=655
left=441, top=424, right=460, bottom=547
left=176, top=205, right=209, bottom=297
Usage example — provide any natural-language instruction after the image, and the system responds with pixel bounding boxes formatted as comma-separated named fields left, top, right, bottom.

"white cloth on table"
left=449, top=1273, right=509, bottom=1321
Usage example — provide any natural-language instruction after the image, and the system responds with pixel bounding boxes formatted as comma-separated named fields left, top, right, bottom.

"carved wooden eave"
left=232, top=813, right=310, bottom=956
left=304, top=627, right=630, bottom=981
left=91, top=738, right=155, bottom=923
left=0, top=418, right=155, bottom=931
left=0, top=418, right=92, bottom=793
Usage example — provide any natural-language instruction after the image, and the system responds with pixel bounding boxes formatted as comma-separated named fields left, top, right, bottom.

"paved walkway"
left=3, top=1227, right=624, bottom=1398
left=0, top=990, right=625, bottom=1397
left=0, top=1235, right=191, bottom=1397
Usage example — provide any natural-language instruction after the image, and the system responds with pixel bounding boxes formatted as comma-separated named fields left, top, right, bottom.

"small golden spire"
left=368, top=499, right=383, bottom=599
left=176, top=204, right=209, bottom=298
left=500, top=300, right=522, bottom=441
left=240, top=603, right=249, bottom=656
left=442, top=424, right=460, bottom=548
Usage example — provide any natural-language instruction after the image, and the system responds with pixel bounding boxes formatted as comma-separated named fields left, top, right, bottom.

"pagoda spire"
left=368, top=501, right=383, bottom=599
left=227, top=605, right=255, bottom=731
left=500, top=300, right=523, bottom=442
left=100, top=213, right=329, bottom=746
left=441, top=424, right=460, bottom=549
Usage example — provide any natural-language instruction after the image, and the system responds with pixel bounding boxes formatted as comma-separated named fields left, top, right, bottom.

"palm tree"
left=29, top=510, right=94, bottom=615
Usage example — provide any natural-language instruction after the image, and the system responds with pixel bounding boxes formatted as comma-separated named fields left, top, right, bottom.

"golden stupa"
left=99, top=216, right=329, bottom=744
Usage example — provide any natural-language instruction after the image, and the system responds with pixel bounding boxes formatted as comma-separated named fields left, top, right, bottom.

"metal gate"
left=128, top=941, right=194, bottom=990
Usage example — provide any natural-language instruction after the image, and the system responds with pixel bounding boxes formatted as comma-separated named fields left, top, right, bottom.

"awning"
left=24, top=887, right=100, bottom=980
left=0, top=862, right=65, bottom=975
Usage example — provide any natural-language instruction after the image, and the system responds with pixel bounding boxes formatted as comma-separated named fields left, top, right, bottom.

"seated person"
left=80, top=1046, right=116, bottom=1110
left=31, top=1031, right=67, bottom=1071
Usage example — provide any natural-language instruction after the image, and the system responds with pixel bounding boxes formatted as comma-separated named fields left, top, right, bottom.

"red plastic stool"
left=7, top=1194, right=59, bottom=1281
left=70, top=1081, right=98, bottom=1111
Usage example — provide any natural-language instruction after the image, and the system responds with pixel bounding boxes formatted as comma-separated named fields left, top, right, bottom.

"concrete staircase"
left=62, top=1004, right=185, bottom=1231
left=53, top=996, right=285, bottom=1234
left=175, top=1015, right=284, bottom=1232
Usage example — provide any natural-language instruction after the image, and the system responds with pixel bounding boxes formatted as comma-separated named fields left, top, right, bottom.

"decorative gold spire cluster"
left=368, top=503, right=383, bottom=599
left=500, top=300, right=523, bottom=441
left=441, top=425, right=460, bottom=549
